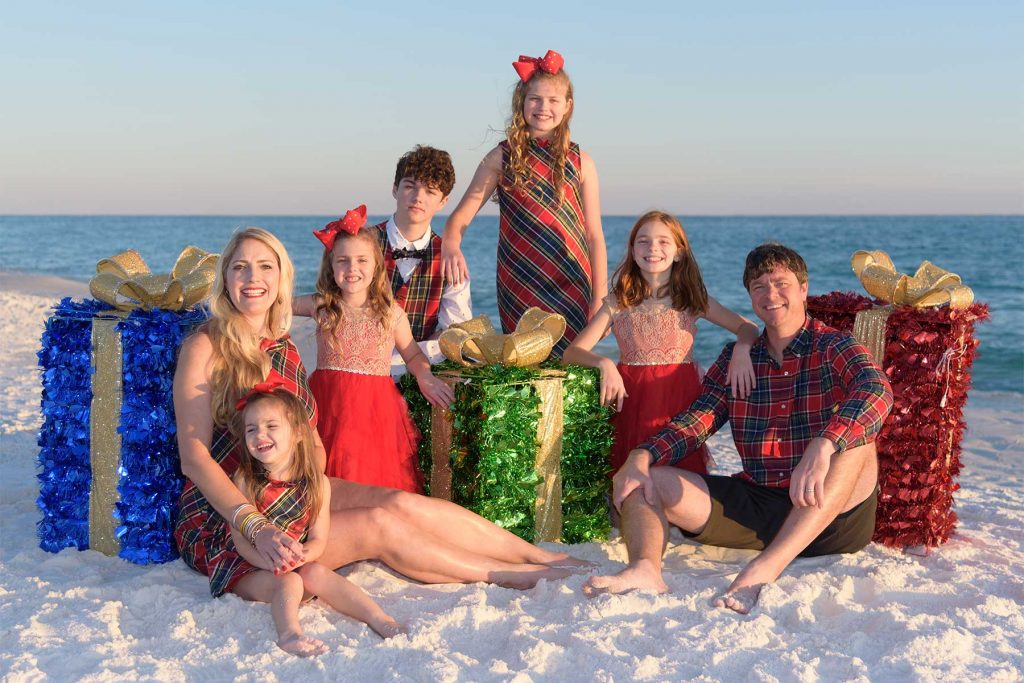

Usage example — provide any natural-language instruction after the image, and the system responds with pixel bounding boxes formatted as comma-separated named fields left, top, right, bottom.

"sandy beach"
left=2, top=273, right=1021, bottom=682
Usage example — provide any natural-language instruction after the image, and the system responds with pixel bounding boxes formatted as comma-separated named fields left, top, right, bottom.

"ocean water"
left=2, top=214, right=1021, bottom=395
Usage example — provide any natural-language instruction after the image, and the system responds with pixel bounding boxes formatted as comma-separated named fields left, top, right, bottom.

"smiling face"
left=330, top=236, right=378, bottom=303
left=632, top=219, right=681, bottom=285
left=522, top=77, right=572, bottom=139
left=747, top=266, right=809, bottom=334
left=392, top=177, right=449, bottom=234
left=243, top=397, right=298, bottom=479
left=225, top=238, right=281, bottom=332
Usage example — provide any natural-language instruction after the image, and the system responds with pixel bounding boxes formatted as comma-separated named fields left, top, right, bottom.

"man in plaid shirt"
left=584, top=244, right=893, bottom=614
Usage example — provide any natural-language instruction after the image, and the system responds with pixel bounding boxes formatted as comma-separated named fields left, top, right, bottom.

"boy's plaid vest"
left=371, top=221, right=444, bottom=342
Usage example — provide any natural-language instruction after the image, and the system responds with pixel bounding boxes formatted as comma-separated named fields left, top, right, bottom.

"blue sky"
left=2, top=1, right=1021, bottom=214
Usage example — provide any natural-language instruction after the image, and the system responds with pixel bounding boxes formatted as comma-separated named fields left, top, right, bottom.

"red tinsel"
left=808, top=291, right=990, bottom=548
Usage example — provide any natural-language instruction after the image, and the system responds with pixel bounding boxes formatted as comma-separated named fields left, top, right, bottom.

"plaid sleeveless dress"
left=496, top=139, right=592, bottom=358
left=173, top=334, right=318, bottom=596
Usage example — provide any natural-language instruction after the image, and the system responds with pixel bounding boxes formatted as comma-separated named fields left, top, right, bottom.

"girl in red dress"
left=295, top=206, right=453, bottom=492
left=227, top=377, right=405, bottom=656
left=441, top=49, right=607, bottom=357
left=564, top=211, right=759, bottom=476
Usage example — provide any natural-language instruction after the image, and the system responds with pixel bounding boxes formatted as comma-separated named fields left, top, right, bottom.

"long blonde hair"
left=612, top=211, right=709, bottom=314
left=504, top=70, right=575, bottom=205
left=207, top=227, right=295, bottom=427
left=231, top=391, right=323, bottom=526
left=313, top=228, right=394, bottom=349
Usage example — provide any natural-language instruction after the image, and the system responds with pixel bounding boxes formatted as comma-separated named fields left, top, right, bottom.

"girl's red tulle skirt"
left=309, top=369, right=423, bottom=493
left=610, top=362, right=709, bottom=476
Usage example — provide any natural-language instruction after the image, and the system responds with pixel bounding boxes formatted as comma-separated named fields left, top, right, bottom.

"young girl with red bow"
left=564, top=211, right=758, bottom=477
left=442, top=49, right=607, bottom=357
left=228, top=375, right=405, bottom=656
left=294, top=206, right=453, bottom=492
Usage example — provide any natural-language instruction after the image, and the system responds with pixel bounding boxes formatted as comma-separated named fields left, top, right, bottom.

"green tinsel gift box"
left=400, top=362, right=614, bottom=544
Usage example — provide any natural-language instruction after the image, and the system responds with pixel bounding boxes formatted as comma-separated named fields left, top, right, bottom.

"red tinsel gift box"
left=807, top=292, right=989, bottom=548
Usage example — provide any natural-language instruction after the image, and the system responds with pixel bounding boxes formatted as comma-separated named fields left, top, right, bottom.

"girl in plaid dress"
left=441, top=49, right=608, bottom=357
left=294, top=206, right=454, bottom=492
left=227, top=378, right=405, bottom=655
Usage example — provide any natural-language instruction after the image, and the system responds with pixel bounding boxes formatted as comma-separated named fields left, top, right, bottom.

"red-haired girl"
left=564, top=211, right=758, bottom=475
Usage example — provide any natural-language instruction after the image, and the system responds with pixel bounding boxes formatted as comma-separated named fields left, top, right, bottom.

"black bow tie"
left=391, top=246, right=431, bottom=260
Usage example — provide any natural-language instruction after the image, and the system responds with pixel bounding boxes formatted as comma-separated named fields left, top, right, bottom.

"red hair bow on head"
left=313, top=204, right=368, bottom=251
left=235, top=369, right=289, bottom=411
left=512, top=50, right=564, bottom=82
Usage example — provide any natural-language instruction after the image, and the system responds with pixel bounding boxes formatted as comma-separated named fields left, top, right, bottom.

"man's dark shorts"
left=684, top=475, right=877, bottom=557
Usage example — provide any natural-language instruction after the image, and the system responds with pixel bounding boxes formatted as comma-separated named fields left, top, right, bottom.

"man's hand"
left=612, top=449, right=656, bottom=510
left=789, top=437, right=836, bottom=509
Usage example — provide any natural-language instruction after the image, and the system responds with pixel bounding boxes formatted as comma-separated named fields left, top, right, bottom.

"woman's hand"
left=726, top=343, right=756, bottom=399
left=598, top=358, right=628, bottom=412
left=253, top=525, right=306, bottom=574
left=417, top=373, right=455, bottom=408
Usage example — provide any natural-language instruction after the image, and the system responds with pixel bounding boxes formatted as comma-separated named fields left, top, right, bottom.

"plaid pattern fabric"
left=371, top=221, right=445, bottom=342
left=496, top=139, right=592, bottom=358
left=641, top=317, right=893, bottom=489
left=174, top=335, right=318, bottom=595
left=207, top=477, right=312, bottom=597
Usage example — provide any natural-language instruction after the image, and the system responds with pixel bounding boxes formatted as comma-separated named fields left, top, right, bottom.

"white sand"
left=1, top=274, right=1022, bottom=682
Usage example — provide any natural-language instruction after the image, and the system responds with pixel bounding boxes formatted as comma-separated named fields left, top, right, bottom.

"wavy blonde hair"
left=503, top=70, right=574, bottom=205
left=207, top=227, right=295, bottom=427
left=231, top=391, right=324, bottom=526
left=613, top=211, right=709, bottom=315
left=314, top=228, right=394, bottom=350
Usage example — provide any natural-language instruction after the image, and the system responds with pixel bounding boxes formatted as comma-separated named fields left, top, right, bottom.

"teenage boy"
left=583, top=243, right=893, bottom=614
left=369, top=146, right=472, bottom=373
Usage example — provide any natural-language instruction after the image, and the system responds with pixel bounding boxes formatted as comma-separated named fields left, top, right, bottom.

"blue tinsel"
left=36, top=298, right=206, bottom=564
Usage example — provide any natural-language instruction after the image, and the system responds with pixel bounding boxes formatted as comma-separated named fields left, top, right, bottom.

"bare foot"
left=581, top=560, right=668, bottom=597
left=713, top=585, right=762, bottom=614
left=713, top=557, right=782, bottom=614
left=489, top=564, right=572, bottom=589
left=277, top=632, right=328, bottom=657
left=369, top=617, right=408, bottom=639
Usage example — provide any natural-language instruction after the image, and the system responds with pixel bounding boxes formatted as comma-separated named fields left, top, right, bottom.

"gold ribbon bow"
left=851, top=250, right=974, bottom=310
left=90, top=246, right=219, bottom=311
left=849, top=250, right=974, bottom=366
left=439, top=307, right=566, bottom=367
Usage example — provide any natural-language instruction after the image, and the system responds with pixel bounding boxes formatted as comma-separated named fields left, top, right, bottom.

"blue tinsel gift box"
left=36, top=298, right=206, bottom=565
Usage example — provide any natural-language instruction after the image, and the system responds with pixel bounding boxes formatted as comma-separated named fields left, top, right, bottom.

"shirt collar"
left=753, top=315, right=814, bottom=360
left=385, top=215, right=432, bottom=250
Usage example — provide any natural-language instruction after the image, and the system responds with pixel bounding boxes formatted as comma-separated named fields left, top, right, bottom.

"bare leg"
left=583, top=469, right=712, bottom=596
left=298, top=563, right=406, bottom=639
left=330, top=478, right=589, bottom=567
left=233, top=570, right=328, bottom=657
left=715, top=443, right=878, bottom=614
left=317, top=506, right=572, bottom=589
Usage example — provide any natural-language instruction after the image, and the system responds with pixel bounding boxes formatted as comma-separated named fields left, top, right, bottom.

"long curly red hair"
left=612, top=211, right=709, bottom=314
left=503, top=70, right=574, bottom=205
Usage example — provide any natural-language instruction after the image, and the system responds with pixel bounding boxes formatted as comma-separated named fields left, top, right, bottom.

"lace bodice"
left=608, top=296, right=698, bottom=365
left=316, top=302, right=401, bottom=376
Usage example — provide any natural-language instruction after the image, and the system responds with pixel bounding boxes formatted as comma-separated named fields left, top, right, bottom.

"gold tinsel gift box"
left=36, top=249, right=215, bottom=564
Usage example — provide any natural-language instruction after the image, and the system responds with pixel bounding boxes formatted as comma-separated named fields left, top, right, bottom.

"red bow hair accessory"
left=235, top=369, right=290, bottom=411
left=512, top=50, right=564, bottom=82
left=313, top=204, right=368, bottom=251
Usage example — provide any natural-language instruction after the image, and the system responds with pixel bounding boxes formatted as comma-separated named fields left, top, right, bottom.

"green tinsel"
left=400, top=361, right=614, bottom=544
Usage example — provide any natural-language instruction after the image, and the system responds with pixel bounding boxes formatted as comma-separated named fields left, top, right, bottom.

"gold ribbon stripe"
left=89, top=313, right=129, bottom=556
